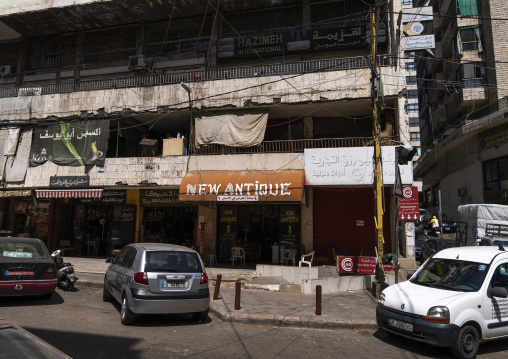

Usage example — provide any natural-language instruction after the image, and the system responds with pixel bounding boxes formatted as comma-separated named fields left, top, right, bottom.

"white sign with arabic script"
left=217, top=195, right=259, bottom=202
left=304, top=146, right=413, bottom=186
left=403, top=35, right=435, bottom=50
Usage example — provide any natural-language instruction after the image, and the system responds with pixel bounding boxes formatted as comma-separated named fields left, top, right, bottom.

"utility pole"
left=370, top=5, right=385, bottom=286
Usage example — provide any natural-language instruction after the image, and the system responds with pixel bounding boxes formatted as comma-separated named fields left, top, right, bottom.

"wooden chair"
left=281, top=249, right=297, bottom=266
left=231, top=247, right=246, bottom=266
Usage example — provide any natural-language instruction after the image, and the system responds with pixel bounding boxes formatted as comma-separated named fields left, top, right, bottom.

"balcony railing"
left=191, top=136, right=400, bottom=156
left=0, top=55, right=394, bottom=99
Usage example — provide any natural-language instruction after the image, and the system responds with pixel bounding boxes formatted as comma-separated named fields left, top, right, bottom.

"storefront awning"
left=179, top=170, right=304, bottom=202
left=35, top=189, right=103, bottom=198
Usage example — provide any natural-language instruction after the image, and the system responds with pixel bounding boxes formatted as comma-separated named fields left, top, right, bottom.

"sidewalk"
left=69, top=257, right=379, bottom=330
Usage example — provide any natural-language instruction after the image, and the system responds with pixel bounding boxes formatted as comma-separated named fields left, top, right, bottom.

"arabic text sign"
left=401, top=7, right=434, bottom=23
left=217, top=195, right=258, bottom=201
left=403, top=35, right=435, bottom=50
left=304, top=147, right=413, bottom=186
left=338, top=256, right=395, bottom=274
left=50, top=176, right=90, bottom=189
left=398, top=186, right=420, bottom=221
left=140, top=189, right=179, bottom=206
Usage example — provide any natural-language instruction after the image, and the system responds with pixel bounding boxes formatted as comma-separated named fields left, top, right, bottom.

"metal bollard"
left=315, top=285, right=322, bottom=316
left=213, top=274, right=222, bottom=300
left=234, top=281, right=241, bottom=310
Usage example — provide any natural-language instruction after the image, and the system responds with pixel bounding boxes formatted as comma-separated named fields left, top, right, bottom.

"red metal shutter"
left=313, top=187, right=392, bottom=258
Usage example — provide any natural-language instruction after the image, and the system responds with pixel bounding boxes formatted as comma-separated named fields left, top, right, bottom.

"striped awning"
left=35, top=189, right=103, bottom=198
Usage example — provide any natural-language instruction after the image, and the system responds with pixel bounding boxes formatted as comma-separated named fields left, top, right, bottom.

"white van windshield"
left=410, top=258, right=490, bottom=292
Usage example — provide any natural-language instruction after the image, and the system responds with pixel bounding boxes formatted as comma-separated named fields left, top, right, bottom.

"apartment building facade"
left=414, top=0, right=508, bottom=217
left=0, top=0, right=414, bottom=263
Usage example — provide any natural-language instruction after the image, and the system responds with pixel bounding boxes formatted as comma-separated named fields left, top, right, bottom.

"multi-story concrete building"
left=0, top=0, right=415, bottom=264
left=414, top=0, right=508, bottom=216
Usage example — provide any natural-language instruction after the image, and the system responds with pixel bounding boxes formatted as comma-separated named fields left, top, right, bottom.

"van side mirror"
left=489, top=286, right=508, bottom=298
left=106, top=257, right=115, bottom=264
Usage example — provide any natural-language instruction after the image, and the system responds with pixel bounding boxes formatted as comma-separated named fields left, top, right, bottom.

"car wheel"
left=120, top=295, right=136, bottom=325
left=192, top=308, right=209, bottom=323
left=39, top=292, right=53, bottom=300
left=451, top=325, right=479, bottom=359
left=102, top=278, right=111, bottom=302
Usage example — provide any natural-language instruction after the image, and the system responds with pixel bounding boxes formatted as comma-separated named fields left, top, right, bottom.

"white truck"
left=456, top=204, right=508, bottom=246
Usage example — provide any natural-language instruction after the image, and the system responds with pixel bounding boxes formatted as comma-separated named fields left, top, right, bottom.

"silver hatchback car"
left=103, top=243, right=209, bottom=325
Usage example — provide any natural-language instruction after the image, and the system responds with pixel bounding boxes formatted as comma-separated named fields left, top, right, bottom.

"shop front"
left=139, top=189, right=197, bottom=246
left=179, top=170, right=304, bottom=264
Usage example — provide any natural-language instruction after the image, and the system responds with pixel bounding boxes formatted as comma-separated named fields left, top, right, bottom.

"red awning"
left=35, top=189, right=103, bottom=198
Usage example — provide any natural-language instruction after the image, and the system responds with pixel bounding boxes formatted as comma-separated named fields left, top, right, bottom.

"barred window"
left=409, top=117, right=420, bottom=127
left=311, top=1, right=370, bottom=29
left=82, top=25, right=137, bottom=64
left=408, top=103, right=419, bottom=112
left=145, top=17, right=212, bottom=57
left=408, top=90, right=418, bottom=99
left=223, top=6, right=302, bottom=37
left=25, top=33, right=77, bottom=70
left=406, top=76, right=417, bottom=85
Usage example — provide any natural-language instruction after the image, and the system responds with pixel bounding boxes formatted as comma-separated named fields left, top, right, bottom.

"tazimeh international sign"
left=179, top=171, right=304, bottom=202
left=304, top=146, right=413, bottom=186
left=29, top=120, right=109, bottom=167
left=398, top=186, right=420, bottom=221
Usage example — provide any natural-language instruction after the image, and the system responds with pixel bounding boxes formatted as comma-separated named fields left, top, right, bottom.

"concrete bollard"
left=234, top=281, right=241, bottom=310
left=213, top=274, right=222, bottom=300
left=315, top=285, right=322, bottom=316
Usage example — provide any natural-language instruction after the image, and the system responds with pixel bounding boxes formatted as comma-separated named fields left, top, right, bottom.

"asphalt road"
left=2, top=287, right=508, bottom=359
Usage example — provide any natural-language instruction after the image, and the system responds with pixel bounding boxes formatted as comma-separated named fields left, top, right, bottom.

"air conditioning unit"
left=0, top=65, right=14, bottom=76
left=458, top=187, right=467, bottom=197
left=128, top=55, right=146, bottom=70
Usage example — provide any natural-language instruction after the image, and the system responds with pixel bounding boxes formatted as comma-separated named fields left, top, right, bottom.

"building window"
left=407, top=103, right=419, bottom=113
left=406, top=76, right=417, bottom=85
left=402, top=0, right=413, bottom=5
left=410, top=132, right=420, bottom=141
left=408, top=90, right=418, bottom=99
left=144, top=17, right=212, bottom=57
left=82, top=25, right=137, bottom=64
left=457, top=26, right=483, bottom=53
left=409, top=117, right=420, bottom=127
left=456, top=0, right=481, bottom=17
left=416, top=146, right=422, bottom=156
left=25, top=34, right=77, bottom=70
left=224, top=6, right=302, bottom=37
left=457, top=62, right=486, bottom=88
left=483, top=156, right=508, bottom=191
left=406, top=62, right=416, bottom=71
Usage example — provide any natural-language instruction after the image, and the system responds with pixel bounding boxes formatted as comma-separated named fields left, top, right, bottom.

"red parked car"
left=0, top=237, right=58, bottom=299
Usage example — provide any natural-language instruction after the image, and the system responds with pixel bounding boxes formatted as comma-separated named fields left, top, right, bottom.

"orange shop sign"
left=179, top=171, right=304, bottom=202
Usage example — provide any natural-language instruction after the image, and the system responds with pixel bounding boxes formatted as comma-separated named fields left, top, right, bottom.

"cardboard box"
left=162, top=138, right=187, bottom=156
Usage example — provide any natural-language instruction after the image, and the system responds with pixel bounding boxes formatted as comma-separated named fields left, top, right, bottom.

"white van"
left=376, top=246, right=508, bottom=359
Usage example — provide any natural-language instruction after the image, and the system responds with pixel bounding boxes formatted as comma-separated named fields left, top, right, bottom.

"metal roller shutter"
left=313, top=187, right=392, bottom=259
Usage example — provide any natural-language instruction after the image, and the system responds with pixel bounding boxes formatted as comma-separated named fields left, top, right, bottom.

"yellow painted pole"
left=370, top=8, right=385, bottom=284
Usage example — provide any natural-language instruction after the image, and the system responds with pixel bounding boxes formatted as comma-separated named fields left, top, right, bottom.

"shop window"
left=144, top=17, right=212, bottom=57
left=409, top=117, right=420, bottom=127
left=410, top=132, right=420, bottom=141
left=82, top=25, right=137, bottom=64
left=407, top=103, right=419, bottom=113
left=483, top=156, right=508, bottom=191
left=457, top=62, right=486, bottom=88
left=25, top=33, right=77, bottom=70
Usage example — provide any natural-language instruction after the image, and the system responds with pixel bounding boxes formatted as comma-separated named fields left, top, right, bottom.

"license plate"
left=162, top=280, right=188, bottom=288
left=388, top=319, right=413, bottom=332
left=6, top=270, right=34, bottom=276
left=444, top=227, right=450, bottom=231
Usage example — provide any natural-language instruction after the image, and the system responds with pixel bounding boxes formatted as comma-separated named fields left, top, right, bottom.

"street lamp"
left=180, top=82, right=193, bottom=154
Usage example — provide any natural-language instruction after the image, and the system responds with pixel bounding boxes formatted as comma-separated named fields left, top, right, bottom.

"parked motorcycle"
left=50, top=250, right=78, bottom=291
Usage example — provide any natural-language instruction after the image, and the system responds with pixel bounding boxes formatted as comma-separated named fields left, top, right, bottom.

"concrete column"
left=301, top=187, right=313, bottom=252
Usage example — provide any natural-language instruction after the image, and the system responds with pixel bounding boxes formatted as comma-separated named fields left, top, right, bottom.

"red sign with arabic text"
left=337, top=256, right=395, bottom=274
left=398, top=186, right=420, bottom=221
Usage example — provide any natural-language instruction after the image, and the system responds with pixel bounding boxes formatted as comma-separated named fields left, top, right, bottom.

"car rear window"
left=145, top=251, right=203, bottom=273
left=0, top=242, right=49, bottom=259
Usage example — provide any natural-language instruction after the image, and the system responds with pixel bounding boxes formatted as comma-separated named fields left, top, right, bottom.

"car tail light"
left=133, top=272, right=148, bottom=285
left=44, top=262, right=57, bottom=277
left=200, top=273, right=208, bottom=285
